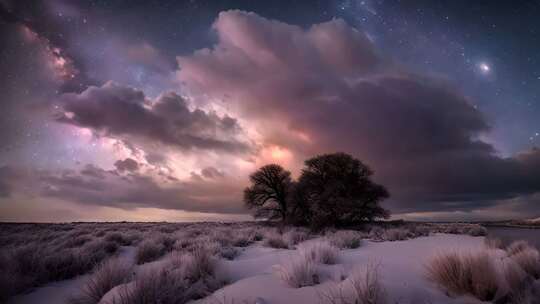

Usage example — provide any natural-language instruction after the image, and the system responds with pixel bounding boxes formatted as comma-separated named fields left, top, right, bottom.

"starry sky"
left=1, top=0, right=540, bottom=222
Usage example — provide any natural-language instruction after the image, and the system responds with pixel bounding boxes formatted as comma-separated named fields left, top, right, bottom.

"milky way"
left=1, top=0, right=539, bottom=222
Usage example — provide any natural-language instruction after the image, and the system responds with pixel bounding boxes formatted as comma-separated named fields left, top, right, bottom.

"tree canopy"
left=243, top=152, right=390, bottom=227
left=243, top=164, right=292, bottom=221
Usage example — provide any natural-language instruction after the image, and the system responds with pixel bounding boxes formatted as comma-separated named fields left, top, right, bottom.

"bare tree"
left=243, top=164, right=292, bottom=221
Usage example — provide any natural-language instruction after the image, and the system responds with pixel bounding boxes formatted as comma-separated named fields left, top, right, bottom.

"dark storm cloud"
left=55, top=81, right=252, bottom=154
left=114, top=158, right=139, bottom=172
left=177, top=10, right=540, bottom=214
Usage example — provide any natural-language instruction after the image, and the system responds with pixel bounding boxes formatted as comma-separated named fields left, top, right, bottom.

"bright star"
left=478, top=62, right=490, bottom=73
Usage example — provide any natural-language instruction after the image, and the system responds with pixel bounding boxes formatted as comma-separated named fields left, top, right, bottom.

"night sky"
left=1, top=0, right=539, bottom=222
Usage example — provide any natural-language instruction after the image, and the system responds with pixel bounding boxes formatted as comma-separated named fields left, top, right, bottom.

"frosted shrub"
left=136, top=239, right=165, bottom=264
left=263, top=232, right=289, bottom=249
left=507, top=240, right=533, bottom=256
left=466, top=225, right=488, bottom=237
left=426, top=251, right=501, bottom=301
left=328, top=231, right=362, bottom=249
left=484, top=236, right=504, bottom=249
left=69, top=258, right=132, bottom=304
left=320, top=264, right=387, bottom=304
left=277, top=253, right=318, bottom=288
left=511, top=248, right=540, bottom=279
left=300, top=240, right=339, bottom=265
left=383, top=228, right=408, bottom=241
left=115, top=247, right=223, bottom=304
left=283, top=228, right=310, bottom=247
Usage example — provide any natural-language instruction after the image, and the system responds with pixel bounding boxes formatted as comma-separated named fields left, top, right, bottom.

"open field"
left=1, top=222, right=539, bottom=304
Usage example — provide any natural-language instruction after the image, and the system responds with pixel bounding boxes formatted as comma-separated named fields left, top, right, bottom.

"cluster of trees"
left=244, top=152, right=390, bottom=228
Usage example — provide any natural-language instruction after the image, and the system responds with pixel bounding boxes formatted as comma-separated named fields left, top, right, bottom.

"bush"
left=65, top=235, right=92, bottom=248
left=78, top=239, right=119, bottom=270
left=105, top=232, right=131, bottom=246
left=368, top=227, right=385, bottom=241
left=0, top=237, right=119, bottom=302
left=218, top=246, right=239, bottom=260
left=502, top=260, right=540, bottom=304
left=484, top=236, right=504, bottom=249
left=276, top=253, right=318, bottom=288
left=466, top=225, right=488, bottom=237
left=511, top=248, right=540, bottom=279
left=232, top=234, right=253, bottom=247
left=10, top=244, right=43, bottom=280
left=69, top=258, right=132, bottom=304
left=426, top=251, right=501, bottom=301
left=283, top=229, right=310, bottom=247
left=263, top=232, right=289, bottom=249
left=407, top=225, right=430, bottom=238
left=115, top=248, right=223, bottom=304
left=507, top=240, right=533, bottom=256
left=320, top=264, right=387, bottom=304
left=300, top=241, right=339, bottom=265
left=136, top=240, right=165, bottom=264
left=42, top=249, right=81, bottom=281
left=382, top=228, right=408, bottom=241
left=328, top=231, right=362, bottom=249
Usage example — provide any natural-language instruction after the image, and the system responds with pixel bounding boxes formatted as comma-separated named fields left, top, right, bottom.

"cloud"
left=176, top=10, right=540, bottom=215
left=114, top=158, right=139, bottom=172
left=201, top=166, right=225, bottom=179
left=3, top=164, right=245, bottom=214
left=0, top=166, right=17, bottom=197
left=55, top=81, right=252, bottom=154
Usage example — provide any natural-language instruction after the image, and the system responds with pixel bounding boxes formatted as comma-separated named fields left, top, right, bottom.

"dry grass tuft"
left=300, top=240, right=339, bottom=265
left=466, top=225, right=488, bottom=236
left=510, top=248, right=540, bottom=279
left=327, top=231, right=362, bottom=249
left=218, top=246, right=239, bottom=260
left=382, top=228, right=408, bottom=241
left=283, top=228, right=310, bottom=247
left=507, top=240, right=533, bottom=256
left=136, top=239, right=165, bottom=264
left=320, top=264, right=387, bottom=304
left=113, top=247, right=223, bottom=304
left=277, top=253, right=318, bottom=288
left=263, top=232, right=289, bottom=249
left=69, top=258, right=132, bottom=304
left=484, top=236, right=504, bottom=249
left=426, top=251, right=501, bottom=301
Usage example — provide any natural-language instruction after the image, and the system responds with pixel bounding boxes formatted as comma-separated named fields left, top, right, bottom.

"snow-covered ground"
left=9, top=234, right=486, bottom=304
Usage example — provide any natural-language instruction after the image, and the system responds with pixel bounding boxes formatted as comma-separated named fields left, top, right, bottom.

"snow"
left=8, top=234, right=486, bottom=304
left=204, top=234, right=485, bottom=304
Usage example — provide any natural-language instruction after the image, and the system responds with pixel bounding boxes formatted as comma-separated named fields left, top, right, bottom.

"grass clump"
left=300, top=241, right=339, bottom=265
left=320, top=264, right=387, bottom=304
left=277, top=253, right=318, bottom=288
left=328, top=231, right=362, bottom=249
left=114, top=247, right=223, bottom=304
left=507, top=240, right=533, bottom=256
left=510, top=248, right=540, bottom=279
left=426, top=251, right=501, bottom=301
left=484, top=236, right=504, bottom=249
left=263, top=232, right=289, bottom=249
left=69, top=258, right=132, bottom=304
left=136, top=239, right=165, bottom=264
left=382, top=228, right=408, bottom=241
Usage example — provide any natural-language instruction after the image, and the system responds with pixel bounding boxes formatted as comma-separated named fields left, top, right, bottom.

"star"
left=478, top=62, right=491, bottom=74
